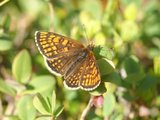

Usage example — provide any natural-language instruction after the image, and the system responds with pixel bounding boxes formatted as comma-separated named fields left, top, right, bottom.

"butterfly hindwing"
left=63, top=50, right=101, bottom=91
left=63, top=58, right=86, bottom=90
left=80, top=51, right=101, bottom=91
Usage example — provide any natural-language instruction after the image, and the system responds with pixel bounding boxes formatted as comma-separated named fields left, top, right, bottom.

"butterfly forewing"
left=35, top=31, right=84, bottom=59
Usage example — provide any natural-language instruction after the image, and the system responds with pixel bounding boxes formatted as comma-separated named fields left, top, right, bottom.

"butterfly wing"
left=80, top=51, right=101, bottom=91
left=64, top=50, right=101, bottom=91
left=63, top=57, right=86, bottom=90
left=45, top=51, right=84, bottom=76
left=35, top=31, right=84, bottom=59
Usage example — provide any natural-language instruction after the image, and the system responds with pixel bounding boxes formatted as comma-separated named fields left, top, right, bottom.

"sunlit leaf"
left=0, top=40, right=12, bottom=51
left=154, top=56, right=160, bottom=75
left=2, top=14, right=11, bottom=31
left=51, top=90, right=56, bottom=114
left=99, top=46, right=114, bottom=60
left=17, top=95, right=36, bottom=120
left=124, top=3, right=137, bottom=21
left=25, top=75, right=55, bottom=94
left=103, top=93, right=116, bottom=116
left=54, top=105, right=64, bottom=119
left=12, top=49, right=32, bottom=83
left=33, top=93, right=51, bottom=115
left=98, top=58, right=115, bottom=76
left=120, top=21, right=139, bottom=41
left=0, top=79, right=16, bottom=96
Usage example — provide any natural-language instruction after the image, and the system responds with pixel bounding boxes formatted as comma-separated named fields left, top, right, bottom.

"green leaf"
left=33, top=93, right=51, bottom=115
left=154, top=56, right=160, bottom=75
left=80, top=0, right=101, bottom=20
left=155, top=96, right=160, bottom=107
left=93, top=46, right=114, bottom=60
left=99, top=47, right=114, bottom=60
left=122, top=91, right=135, bottom=101
left=113, top=30, right=123, bottom=49
left=0, top=79, right=16, bottom=96
left=102, top=72, right=122, bottom=86
left=94, top=32, right=106, bottom=46
left=121, top=80, right=131, bottom=89
left=0, top=40, right=12, bottom=51
left=25, top=75, right=55, bottom=94
left=54, top=105, right=64, bottom=119
left=4, top=116, right=19, bottom=120
left=17, top=95, right=36, bottom=120
left=137, top=75, right=157, bottom=102
left=110, top=112, right=123, bottom=120
left=123, top=55, right=142, bottom=74
left=124, top=3, right=137, bottom=21
left=90, top=82, right=107, bottom=96
left=2, top=14, right=11, bottom=31
left=97, top=58, right=115, bottom=76
left=124, top=72, right=145, bottom=84
left=120, top=21, right=139, bottom=41
left=137, top=88, right=155, bottom=102
left=138, top=75, right=157, bottom=91
left=12, top=49, right=32, bottom=83
left=103, top=93, right=116, bottom=116
left=51, top=90, right=56, bottom=114
left=93, top=46, right=102, bottom=59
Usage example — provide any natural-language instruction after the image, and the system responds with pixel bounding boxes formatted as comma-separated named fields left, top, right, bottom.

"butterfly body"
left=64, top=49, right=88, bottom=77
left=35, top=31, right=101, bottom=91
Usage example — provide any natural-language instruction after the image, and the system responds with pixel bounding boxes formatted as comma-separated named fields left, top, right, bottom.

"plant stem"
left=48, top=2, right=54, bottom=32
left=80, top=96, right=94, bottom=120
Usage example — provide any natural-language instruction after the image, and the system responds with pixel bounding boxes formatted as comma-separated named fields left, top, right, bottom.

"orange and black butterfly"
left=35, top=31, right=101, bottom=91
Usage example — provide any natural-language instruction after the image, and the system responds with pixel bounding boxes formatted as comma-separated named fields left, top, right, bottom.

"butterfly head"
left=87, top=44, right=94, bottom=51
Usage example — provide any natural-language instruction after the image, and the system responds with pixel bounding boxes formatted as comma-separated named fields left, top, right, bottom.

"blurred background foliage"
left=0, top=0, right=160, bottom=120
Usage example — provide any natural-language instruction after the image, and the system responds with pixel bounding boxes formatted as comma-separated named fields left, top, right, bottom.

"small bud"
left=93, top=95, right=104, bottom=108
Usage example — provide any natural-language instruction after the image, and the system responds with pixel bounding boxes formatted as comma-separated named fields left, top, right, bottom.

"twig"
left=48, top=2, right=54, bottom=32
left=80, top=96, right=94, bottom=120
left=0, top=65, right=13, bottom=80
left=0, top=0, right=9, bottom=6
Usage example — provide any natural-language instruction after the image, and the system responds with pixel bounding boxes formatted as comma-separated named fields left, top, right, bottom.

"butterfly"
left=35, top=31, right=101, bottom=91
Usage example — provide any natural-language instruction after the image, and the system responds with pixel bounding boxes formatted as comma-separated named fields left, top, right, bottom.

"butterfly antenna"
left=82, top=25, right=92, bottom=46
